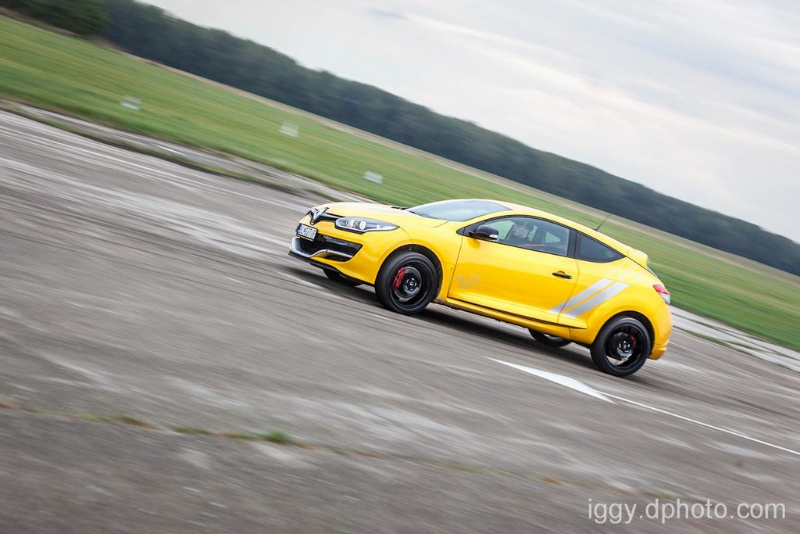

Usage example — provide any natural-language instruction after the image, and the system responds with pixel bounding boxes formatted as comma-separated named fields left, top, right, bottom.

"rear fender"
left=568, top=289, right=660, bottom=346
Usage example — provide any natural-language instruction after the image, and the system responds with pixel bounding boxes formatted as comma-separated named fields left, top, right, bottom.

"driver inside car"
left=505, top=220, right=534, bottom=246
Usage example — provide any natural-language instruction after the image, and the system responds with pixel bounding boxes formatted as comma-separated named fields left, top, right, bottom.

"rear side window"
left=575, top=234, right=624, bottom=263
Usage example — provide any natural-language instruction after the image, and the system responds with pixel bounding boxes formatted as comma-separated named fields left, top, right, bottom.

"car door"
left=448, top=215, right=579, bottom=324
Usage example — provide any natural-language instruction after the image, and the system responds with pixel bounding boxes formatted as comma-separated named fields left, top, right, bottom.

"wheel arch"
left=381, top=244, right=444, bottom=293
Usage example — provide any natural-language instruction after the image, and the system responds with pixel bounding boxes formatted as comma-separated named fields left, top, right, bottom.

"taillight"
left=653, top=284, right=671, bottom=304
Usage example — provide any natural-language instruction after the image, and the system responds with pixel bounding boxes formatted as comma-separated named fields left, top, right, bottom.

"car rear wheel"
left=590, top=316, right=651, bottom=377
left=323, top=269, right=362, bottom=287
left=375, top=251, right=438, bottom=314
left=528, top=330, right=572, bottom=348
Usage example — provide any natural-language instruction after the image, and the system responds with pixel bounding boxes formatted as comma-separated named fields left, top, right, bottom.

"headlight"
left=335, top=217, right=398, bottom=233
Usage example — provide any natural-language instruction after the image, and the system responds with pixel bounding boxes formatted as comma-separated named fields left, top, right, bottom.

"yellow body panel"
left=290, top=200, right=672, bottom=359
left=448, top=238, right=578, bottom=324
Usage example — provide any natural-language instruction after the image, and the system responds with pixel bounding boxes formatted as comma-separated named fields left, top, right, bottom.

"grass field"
left=1, top=15, right=799, bottom=351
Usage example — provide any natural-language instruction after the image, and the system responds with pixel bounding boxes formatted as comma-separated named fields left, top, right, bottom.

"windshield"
left=408, top=199, right=509, bottom=222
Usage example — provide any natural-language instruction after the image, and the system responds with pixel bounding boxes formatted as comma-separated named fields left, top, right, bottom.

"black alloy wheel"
left=375, top=251, right=438, bottom=314
left=590, top=316, right=651, bottom=377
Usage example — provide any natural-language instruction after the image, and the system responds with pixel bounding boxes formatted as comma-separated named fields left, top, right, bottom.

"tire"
left=323, top=269, right=362, bottom=287
left=590, top=316, right=651, bottom=377
left=528, top=330, right=571, bottom=348
left=375, top=251, right=438, bottom=314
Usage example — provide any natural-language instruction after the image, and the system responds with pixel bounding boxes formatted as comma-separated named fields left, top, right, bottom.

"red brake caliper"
left=392, top=267, right=406, bottom=290
left=630, top=335, right=637, bottom=348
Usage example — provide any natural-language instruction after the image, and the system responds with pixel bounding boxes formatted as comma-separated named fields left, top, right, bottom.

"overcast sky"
left=146, top=0, right=800, bottom=242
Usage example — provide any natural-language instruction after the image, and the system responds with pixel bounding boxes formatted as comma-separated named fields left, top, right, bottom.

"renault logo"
left=309, top=207, right=326, bottom=224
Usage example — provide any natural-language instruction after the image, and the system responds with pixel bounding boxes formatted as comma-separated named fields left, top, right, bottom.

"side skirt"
left=437, top=297, right=576, bottom=340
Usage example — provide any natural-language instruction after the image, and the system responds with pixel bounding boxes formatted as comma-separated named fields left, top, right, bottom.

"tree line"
left=6, top=0, right=800, bottom=275
left=0, top=0, right=106, bottom=34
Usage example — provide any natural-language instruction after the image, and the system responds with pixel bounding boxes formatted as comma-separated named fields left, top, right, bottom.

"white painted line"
left=489, top=358, right=613, bottom=403
left=490, top=358, right=800, bottom=457
left=604, top=393, right=800, bottom=458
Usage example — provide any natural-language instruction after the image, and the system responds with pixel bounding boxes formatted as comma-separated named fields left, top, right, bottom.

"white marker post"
left=364, top=171, right=383, bottom=184
left=120, top=96, right=141, bottom=111
left=279, top=122, right=300, bottom=138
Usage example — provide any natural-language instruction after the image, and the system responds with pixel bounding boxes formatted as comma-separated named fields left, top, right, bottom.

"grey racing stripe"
left=562, top=282, right=629, bottom=319
left=549, top=278, right=613, bottom=314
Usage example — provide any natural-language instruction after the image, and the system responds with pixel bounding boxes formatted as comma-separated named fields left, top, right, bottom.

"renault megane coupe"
left=289, top=199, right=672, bottom=377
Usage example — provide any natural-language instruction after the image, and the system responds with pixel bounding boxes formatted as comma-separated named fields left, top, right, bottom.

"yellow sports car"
left=289, top=199, right=672, bottom=377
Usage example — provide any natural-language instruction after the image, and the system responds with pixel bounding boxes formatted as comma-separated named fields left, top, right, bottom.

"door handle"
left=552, top=271, right=572, bottom=279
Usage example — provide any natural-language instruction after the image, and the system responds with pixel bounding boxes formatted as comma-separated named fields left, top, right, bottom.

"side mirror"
left=470, top=225, right=499, bottom=242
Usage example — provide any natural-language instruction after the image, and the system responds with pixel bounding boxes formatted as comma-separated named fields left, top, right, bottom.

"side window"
left=485, top=219, right=515, bottom=241
left=491, top=216, right=570, bottom=256
left=575, top=234, right=624, bottom=263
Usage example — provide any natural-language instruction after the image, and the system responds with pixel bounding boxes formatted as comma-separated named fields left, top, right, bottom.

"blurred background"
left=0, top=1, right=798, bottom=532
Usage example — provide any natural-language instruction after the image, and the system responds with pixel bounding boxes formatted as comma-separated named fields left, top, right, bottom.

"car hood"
left=322, top=202, right=450, bottom=228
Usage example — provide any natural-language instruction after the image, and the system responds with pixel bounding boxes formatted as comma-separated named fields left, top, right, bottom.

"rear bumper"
left=650, top=340, right=669, bottom=360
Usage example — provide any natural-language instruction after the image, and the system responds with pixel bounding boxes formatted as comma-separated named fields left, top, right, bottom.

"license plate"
left=296, top=223, right=317, bottom=241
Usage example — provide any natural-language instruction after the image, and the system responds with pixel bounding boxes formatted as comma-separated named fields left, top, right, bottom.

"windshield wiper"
left=407, top=209, right=437, bottom=219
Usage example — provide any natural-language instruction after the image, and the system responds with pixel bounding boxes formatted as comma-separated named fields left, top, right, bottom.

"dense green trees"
left=0, top=0, right=107, bottom=34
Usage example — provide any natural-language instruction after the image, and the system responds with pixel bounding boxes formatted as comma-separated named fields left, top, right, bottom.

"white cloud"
left=147, top=0, right=800, bottom=241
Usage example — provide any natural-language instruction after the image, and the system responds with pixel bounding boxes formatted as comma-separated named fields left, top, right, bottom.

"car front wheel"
left=375, top=251, right=438, bottom=314
left=590, top=316, right=651, bottom=377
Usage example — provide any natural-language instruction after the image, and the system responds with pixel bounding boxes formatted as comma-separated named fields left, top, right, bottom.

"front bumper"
left=288, top=235, right=362, bottom=280
left=290, top=235, right=362, bottom=262
left=288, top=217, right=411, bottom=284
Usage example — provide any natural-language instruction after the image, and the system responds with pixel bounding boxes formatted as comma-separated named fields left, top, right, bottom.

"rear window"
left=409, top=200, right=508, bottom=222
left=575, top=233, right=624, bottom=263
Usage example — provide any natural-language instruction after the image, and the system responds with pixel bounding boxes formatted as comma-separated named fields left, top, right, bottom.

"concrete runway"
left=1, top=110, right=798, bottom=533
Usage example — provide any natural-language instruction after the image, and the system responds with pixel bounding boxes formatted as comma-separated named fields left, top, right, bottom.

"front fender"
left=308, top=223, right=413, bottom=284
left=400, top=225, right=464, bottom=300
